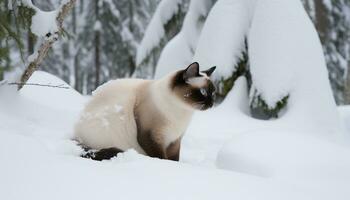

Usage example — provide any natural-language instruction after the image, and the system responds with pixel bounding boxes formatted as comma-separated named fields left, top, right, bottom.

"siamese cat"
left=74, top=62, right=216, bottom=161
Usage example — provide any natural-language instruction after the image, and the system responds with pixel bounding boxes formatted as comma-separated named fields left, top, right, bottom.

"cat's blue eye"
left=200, top=88, right=207, bottom=96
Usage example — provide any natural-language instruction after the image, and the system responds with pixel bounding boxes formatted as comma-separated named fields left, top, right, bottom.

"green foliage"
left=163, top=4, right=186, bottom=41
left=217, top=51, right=248, bottom=101
left=215, top=41, right=289, bottom=119
left=250, top=92, right=289, bottom=119
left=135, top=1, right=187, bottom=78
left=0, top=0, right=35, bottom=80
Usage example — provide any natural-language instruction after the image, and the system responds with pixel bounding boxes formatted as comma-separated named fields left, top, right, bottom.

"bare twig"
left=17, top=0, right=77, bottom=91
left=5, top=81, right=70, bottom=89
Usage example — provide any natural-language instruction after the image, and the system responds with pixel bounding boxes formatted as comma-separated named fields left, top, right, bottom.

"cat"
left=74, top=62, right=216, bottom=161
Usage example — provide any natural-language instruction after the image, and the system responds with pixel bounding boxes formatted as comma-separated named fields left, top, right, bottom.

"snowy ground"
left=1, top=71, right=350, bottom=200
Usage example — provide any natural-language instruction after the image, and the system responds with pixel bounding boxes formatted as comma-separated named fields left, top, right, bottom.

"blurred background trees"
left=303, top=0, right=350, bottom=105
left=0, top=0, right=349, bottom=106
left=1, top=0, right=160, bottom=93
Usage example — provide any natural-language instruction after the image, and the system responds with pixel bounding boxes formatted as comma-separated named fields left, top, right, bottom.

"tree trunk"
left=345, top=62, right=350, bottom=104
left=72, top=4, right=79, bottom=91
left=94, top=0, right=100, bottom=88
left=27, top=29, right=34, bottom=56
left=94, top=32, right=100, bottom=88
left=314, top=0, right=328, bottom=42
left=18, top=0, right=77, bottom=90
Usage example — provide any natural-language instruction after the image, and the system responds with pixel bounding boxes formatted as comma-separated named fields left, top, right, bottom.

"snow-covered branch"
left=17, top=0, right=77, bottom=91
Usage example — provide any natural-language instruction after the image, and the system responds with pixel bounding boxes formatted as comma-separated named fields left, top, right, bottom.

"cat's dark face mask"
left=171, top=62, right=216, bottom=110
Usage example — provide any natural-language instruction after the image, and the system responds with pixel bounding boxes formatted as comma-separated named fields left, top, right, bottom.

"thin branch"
left=17, top=0, right=77, bottom=91
left=5, top=81, right=70, bottom=89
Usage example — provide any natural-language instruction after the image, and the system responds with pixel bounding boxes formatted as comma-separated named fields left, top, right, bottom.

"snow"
left=27, top=52, right=38, bottom=63
left=7, top=0, right=13, bottom=10
left=248, top=0, right=341, bottom=135
left=338, top=106, right=350, bottom=141
left=216, top=131, right=350, bottom=200
left=31, top=9, right=59, bottom=37
left=217, top=131, right=350, bottom=176
left=154, top=33, right=193, bottom=78
left=155, top=0, right=214, bottom=78
left=19, top=71, right=85, bottom=111
left=179, top=0, right=342, bottom=136
left=322, top=0, right=333, bottom=10
left=193, top=0, right=256, bottom=80
left=1, top=71, right=350, bottom=200
left=304, top=0, right=316, bottom=20
left=104, top=0, right=120, bottom=18
left=136, top=0, right=183, bottom=66
left=2, top=0, right=350, bottom=198
left=93, top=21, right=102, bottom=31
left=22, top=0, right=71, bottom=38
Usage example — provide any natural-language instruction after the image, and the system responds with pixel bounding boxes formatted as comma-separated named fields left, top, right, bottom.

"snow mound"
left=20, top=71, right=86, bottom=111
left=0, top=71, right=86, bottom=140
left=217, top=131, right=350, bottom=198
left=1, top=70, right=350, bottom=200
left=338, top=106, right=350, bottom=141
left=217, top=131, right=350, bottom=177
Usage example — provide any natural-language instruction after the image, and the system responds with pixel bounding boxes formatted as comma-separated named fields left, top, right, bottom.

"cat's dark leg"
left=81, top=147, right=123, bottom=161
left=137, top=130, right=167, bottom=159
left=166, top=138, right=181, bottom=161
left=134, top=109, right=167, bottom=159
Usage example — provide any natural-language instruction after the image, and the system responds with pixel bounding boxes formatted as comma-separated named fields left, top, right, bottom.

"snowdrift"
left=0, top=71, right=349, bottom=200
left=0, top=1, right=349, bottom=199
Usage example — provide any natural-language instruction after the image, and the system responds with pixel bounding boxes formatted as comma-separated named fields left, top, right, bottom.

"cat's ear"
left=183, top=62, right=200, bottom=80
left=201, top=66, right=216, bottom=77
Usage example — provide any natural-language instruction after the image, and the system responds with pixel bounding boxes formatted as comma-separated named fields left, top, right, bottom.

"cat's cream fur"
left=75, top=74, right=192, bottom=155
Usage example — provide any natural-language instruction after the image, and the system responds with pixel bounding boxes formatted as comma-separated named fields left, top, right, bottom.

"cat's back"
left=87, top=78, right=150, bottom=110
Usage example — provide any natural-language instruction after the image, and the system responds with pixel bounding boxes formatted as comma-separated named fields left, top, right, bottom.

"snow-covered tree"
left=154, top=0, right=216, bottom=79
left=135, top=0, right=188, bottom=78
left=148, top=0, right=341, bottom=126
left=193, top=0, right=255, bottom=104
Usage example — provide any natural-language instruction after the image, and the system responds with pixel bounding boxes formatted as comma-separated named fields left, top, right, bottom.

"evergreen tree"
left=135, top=0, right=188, bottom=78
left=0, top=0, right=34, bottom=80
left=154, top=0, right=216, bottom=79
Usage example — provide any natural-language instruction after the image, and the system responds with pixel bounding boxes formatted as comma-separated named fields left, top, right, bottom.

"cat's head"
left=171, top=62, right=216, bottom=111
